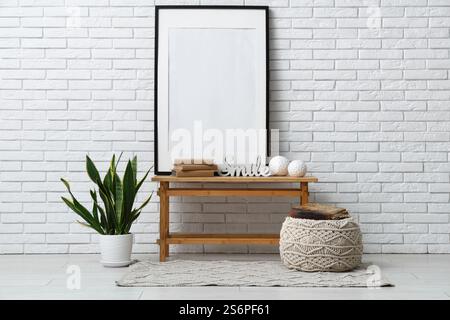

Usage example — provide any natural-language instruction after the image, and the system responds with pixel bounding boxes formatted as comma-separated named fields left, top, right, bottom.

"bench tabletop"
left=151, top=175, right=318, bottom=183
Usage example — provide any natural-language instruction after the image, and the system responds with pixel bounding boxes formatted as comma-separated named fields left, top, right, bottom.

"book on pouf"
left=289, top=203, right=350, bottom=220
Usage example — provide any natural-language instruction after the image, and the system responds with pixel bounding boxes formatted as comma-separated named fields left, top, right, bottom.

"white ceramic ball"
left=269, top=156, right=289, bottom=176
left=288, top=160, right=307, bottom=177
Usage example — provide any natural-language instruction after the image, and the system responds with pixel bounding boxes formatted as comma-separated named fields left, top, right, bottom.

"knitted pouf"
left=279, top=217, right=363, bottom=272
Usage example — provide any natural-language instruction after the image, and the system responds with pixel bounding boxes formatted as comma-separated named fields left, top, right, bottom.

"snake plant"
left=61, top=154, right=153, bottom=235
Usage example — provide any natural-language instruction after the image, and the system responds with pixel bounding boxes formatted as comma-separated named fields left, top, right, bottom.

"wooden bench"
left=151, top=175, right=318, bottom=262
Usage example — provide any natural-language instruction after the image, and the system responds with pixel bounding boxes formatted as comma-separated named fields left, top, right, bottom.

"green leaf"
left=123, top=210, right=141, bottom=234
left=135, top=167, right=152, bottom=194
left=98, top=186, right=116, bottom=234
left=115, top=152, right=123, bottom=168
left=77, top=220, right=92, bottom=228
left=103, top=168, right=113, bottom=198
left=86, top=155, right=101, bottom=185
left=109, top=154, right=117, bottom=198
left=131, top=155, right=137, bottom=184
left=122, top=160, right=136, bottom=223
left=90, top=190, right=100, bottom=227
left=114, top=173, right=123, bottom=232
left=135, top=191, right=153, bottom=213
left=94, top=202, right=108, bottom=231
left=110, top=154, right=116, bottom=174
left=61, top=196, right=103, bottom=234
left=61, top=178, right=71, bottom=192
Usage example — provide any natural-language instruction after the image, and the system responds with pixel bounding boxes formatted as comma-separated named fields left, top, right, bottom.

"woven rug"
left=116, top=260, right=393, bottom=287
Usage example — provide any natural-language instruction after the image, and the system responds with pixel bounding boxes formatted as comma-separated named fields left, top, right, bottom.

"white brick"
left=90, top=7, right=133, bottom=17
left=314, top=91, right=358, bottom=100
left=67, top=38, right=112, bottom=49
left=382, top=244, right=427, bottom=253
left=42, top=6, right=88, bottom=16
left=363, top=234, right=403, bottom=244
left=336, top=60, right=378, bottom=70
left=0, top=7, right=43, bottom=17
left=336, top=80, right=379, bottom=90
left=314, top=70, right=356, bottom=80
left=0, top=234, right=45, bottom=244
left=46, top=234, right=90, bottom=244
left=336, top=142, right=378, bottom=152
left=291, top=60, right=333, bottom=70
left=25, top=224, right=69, bottom=233
left=358, top=70, right=402, bottom=80
left=382, top=39, right=427, bottom=49
left=24, top=244, right=68, bottom=254
left=357, top=152, right=400, bottom=162
left=46, top=49, right=90, bottom=59
left=405, top=173, right=449, bottom=183
left=338, top=39, right=381, bottom=49
left=21, top=17, right=66, bottom=27
left=404, top=214, right=448, bottom=223
left=0, top=245, right=23, bottom=254
left=428, top=245, right=450, bottom=254
left=404, top=234, right=448, bottom=244
left=293, top=18, right=335, bottom=29
left=380, top=60, right=425, bottom=70
left=405, top=193, right=449, bottom=203
left=405, top=70, right=447, bottom=80
left=44, top=28, right=88, bottom=38
left=359, top=29, right=403, bottom=39
left=429, top=224, right=450, bottom=234
left=380, top=163, right=422, bottom=172
left=429, top=204, right=450, bottom=213
left=381, top=101, right=426, bottom=111
left=361, top=112, right=404, bottom=122
left=383, top=203, right=427, bottom=213
left=314, top=8, right=357, bottom=17
left=430, top=184, right=450, bottom=193
left=314, top=132, right=357, bottom=142
left=383, top=18, right=428, bottom=28
left=404, top=49, right=448, bottom=59
left=382, top=183, right=427, bottom=193
left=383, top=224, right=428, bottom=233
left=271, top=29, right=312, bottom=39
left=428, top=59, right=450, bottom=69
left=424, top=163, right=450, bottom=172
left=359, top=193, right=403, bottom=203
left=359, top=132, right=403, bottom=142
left=90, top=28, right=132, bottom=38
left=359, top=50, right=403, bottom=59
left=313, top=49, right=357, bottom=59
left=335, top=162, right=378, bottom=172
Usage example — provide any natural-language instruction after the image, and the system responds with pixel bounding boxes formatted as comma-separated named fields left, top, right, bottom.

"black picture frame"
left=154, top=5, right=269, bottom=175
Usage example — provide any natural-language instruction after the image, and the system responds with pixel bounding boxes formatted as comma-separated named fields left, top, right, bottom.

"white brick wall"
left=1, top=0, right=450, bottom=254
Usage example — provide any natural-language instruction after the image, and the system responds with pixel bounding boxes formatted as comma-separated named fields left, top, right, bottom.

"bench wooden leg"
left=159, top=182, right=169, bottom=262
left=300, top=182, right=309, bottom=205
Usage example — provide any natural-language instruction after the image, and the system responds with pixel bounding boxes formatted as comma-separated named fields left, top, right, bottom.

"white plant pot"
left=99, top=234, right=133, bottom=267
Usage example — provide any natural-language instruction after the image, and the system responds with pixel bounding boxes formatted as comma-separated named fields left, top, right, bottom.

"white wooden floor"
left=0, top=253, right=449, bottom=300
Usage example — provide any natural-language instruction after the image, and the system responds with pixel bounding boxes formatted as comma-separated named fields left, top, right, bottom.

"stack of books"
left=172, top=160, right=218, bottom=177
left=288, top=203, right=349, bottom=220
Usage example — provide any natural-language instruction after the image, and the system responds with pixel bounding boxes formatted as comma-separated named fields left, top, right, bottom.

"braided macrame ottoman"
left=279, top=217, right=363, bottom=272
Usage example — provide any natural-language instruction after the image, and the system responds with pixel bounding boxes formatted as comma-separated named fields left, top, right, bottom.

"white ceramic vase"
left=99, top=234, right=133, bottom=267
